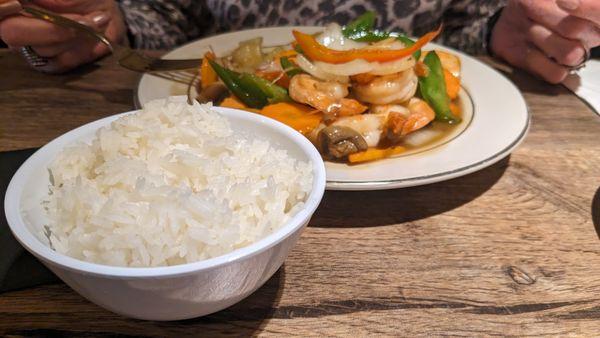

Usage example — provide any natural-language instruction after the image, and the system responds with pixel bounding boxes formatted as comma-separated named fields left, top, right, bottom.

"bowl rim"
left=4, top=103, right=326, bottom=278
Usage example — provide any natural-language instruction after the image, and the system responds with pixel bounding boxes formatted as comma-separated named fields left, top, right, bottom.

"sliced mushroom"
left=196, top=83, right=230, bottom=104
left=317, top=125, right=368, bottom=159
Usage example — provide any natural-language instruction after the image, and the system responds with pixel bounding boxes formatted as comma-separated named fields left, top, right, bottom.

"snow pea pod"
left=418, top=51, right=461, bottom=124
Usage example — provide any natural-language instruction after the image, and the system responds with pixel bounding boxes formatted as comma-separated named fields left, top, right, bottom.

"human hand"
left=490, top=0, right=600, bottom=83
left=0, top=0, right=21, bottom=18
left=0, top=0, right=126, bottom=73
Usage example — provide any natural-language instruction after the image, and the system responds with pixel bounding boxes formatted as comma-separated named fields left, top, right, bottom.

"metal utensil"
left=21, top=6, right=202, bottom=73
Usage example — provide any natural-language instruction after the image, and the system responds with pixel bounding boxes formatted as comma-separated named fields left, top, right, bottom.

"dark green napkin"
left=1, top=149, right=59, bottom=293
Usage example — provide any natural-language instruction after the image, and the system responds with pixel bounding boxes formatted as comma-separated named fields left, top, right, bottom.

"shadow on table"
left=0, top=53, right=130, bottom=105
left=310, top=156, right=510, bottom=228
left=592, top=186, right=600, bottom=240
left=168, top=265, right=286, bottom=335
left=501, top=70, right=566, bottom=96
left=1, top=148, right=60, bottom=292
left=0, top=55, right=100, bottom=92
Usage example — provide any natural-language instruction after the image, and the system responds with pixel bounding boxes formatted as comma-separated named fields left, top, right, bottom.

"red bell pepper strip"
left=292, top=26, right=442, bottom=64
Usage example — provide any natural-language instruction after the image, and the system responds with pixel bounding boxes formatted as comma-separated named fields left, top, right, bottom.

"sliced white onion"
left=317, top=23, right=368, bottom=51
left=368, top=56, right=416, bottom=76
left=367, top=38, right=406, bottom=50
left=313, top=59, right=374, bottom=76
left=295, top=54, right=349, bottom=83
left=308, top=55, right=415, bottom=77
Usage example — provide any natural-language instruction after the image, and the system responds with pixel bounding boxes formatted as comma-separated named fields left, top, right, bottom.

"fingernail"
left=91, top=12, right=110, bottom=27
left=557, top=0, right=580, bottom=10
left=0, top=1, right=22, bottom=17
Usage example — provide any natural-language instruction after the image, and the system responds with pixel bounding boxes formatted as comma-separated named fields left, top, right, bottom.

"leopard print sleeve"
left=116, top=0, right=505, bottom=54
left=437, top=0, right=507, bottom=55
left=117, top=0, right=213, bottom=49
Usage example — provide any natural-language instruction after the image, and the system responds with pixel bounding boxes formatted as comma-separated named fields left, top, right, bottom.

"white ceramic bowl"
left=4, top=106, right=326, bottom=321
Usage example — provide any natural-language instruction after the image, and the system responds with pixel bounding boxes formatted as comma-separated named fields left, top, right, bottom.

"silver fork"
left=21, top=6, right=203, bottom=74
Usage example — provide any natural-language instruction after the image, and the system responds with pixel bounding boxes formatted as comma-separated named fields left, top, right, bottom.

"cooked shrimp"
left=371, top=98, right=435, bottom=138
left=289, top=74, right=367, bottom=116
left=352, top=68, right=418, bottom=105
left=327, top=98, right=435, bottom=147
left=331, top=113, right=387, bottom=147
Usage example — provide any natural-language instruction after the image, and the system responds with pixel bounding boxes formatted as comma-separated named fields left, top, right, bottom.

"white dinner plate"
left=136, top=27, right=530, bottom=190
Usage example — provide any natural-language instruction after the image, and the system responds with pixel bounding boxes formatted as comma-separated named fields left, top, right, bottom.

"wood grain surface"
left=1, top=49, right=600, bottom=337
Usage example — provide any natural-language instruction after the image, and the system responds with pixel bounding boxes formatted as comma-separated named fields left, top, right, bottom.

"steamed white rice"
left=44, top=97, right=313, bottom=267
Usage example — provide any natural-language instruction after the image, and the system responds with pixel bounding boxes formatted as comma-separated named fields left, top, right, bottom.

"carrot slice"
left=260, top=102, right=322, bottom=135
left=443, top=68, right=460, bottom=100
left=200, top=51, right=218, bottom=89
left=449, top=101, right=462, bottom=117
left=348, top=146, right=406, bottom=164
left=220, top=95, right=260, bottom=113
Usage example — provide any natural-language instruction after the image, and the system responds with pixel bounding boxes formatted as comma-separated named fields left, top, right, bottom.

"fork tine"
left=150, top=71, right=199, bottom=86
left=171, top=71, right=198, bottom=84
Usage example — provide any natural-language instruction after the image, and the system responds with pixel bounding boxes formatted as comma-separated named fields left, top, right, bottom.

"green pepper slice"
left=341, top=13, right=422, bottom=60
left=280, top=56, right=303, bottom=77
left=239, top=73, right=291, bottom=104
left=418, top=51, right=461, bottom=124
left=208, top=59, right=268, bottom=108
left=342, top=11, right=376, bottom=38
left=348, top=29, right=388, bottom=42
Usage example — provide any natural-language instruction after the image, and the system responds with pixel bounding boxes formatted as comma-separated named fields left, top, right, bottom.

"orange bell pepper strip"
left=274, top=50, right=298, bottom=61
left=200, top=51, right=218, bottom=89
left=292, top=26, right=441, bottom=64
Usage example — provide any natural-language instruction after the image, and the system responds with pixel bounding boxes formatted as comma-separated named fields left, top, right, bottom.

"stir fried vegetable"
left=209, top=59, right=268, bottom=108
left=220, top=95, right=260, bottom=113
left=342, top=11, right=377, bottom=39
left=230, top=37, right=264, bottom=72
left=209, top=59, right=290, bottom=109
left=341, top=11, right=421, bottom=60
left=417, top=51, right=461, bottom=124
left=260, top=102, right=322, bottom=135
left=395, top=36, right=422, bottom=60
left=348, top=146, right=406, bottom=164
left=200, top=52, right=218, bottom=88
left=292, top=26, right=440, bottom=64
left=240, top=73, right=291, bottom=104
left=280, top=56, right=303, bottom=77
left=443, top=69, right=460, bottom=100
left=196, top=11, right=465, bottom=164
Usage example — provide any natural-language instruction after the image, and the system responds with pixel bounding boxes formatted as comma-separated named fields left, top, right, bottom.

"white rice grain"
left=45, top=97, right=313, bottom=267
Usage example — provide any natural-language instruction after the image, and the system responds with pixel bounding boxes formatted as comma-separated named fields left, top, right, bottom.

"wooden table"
left=1, top=49, right=600, bottom=336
